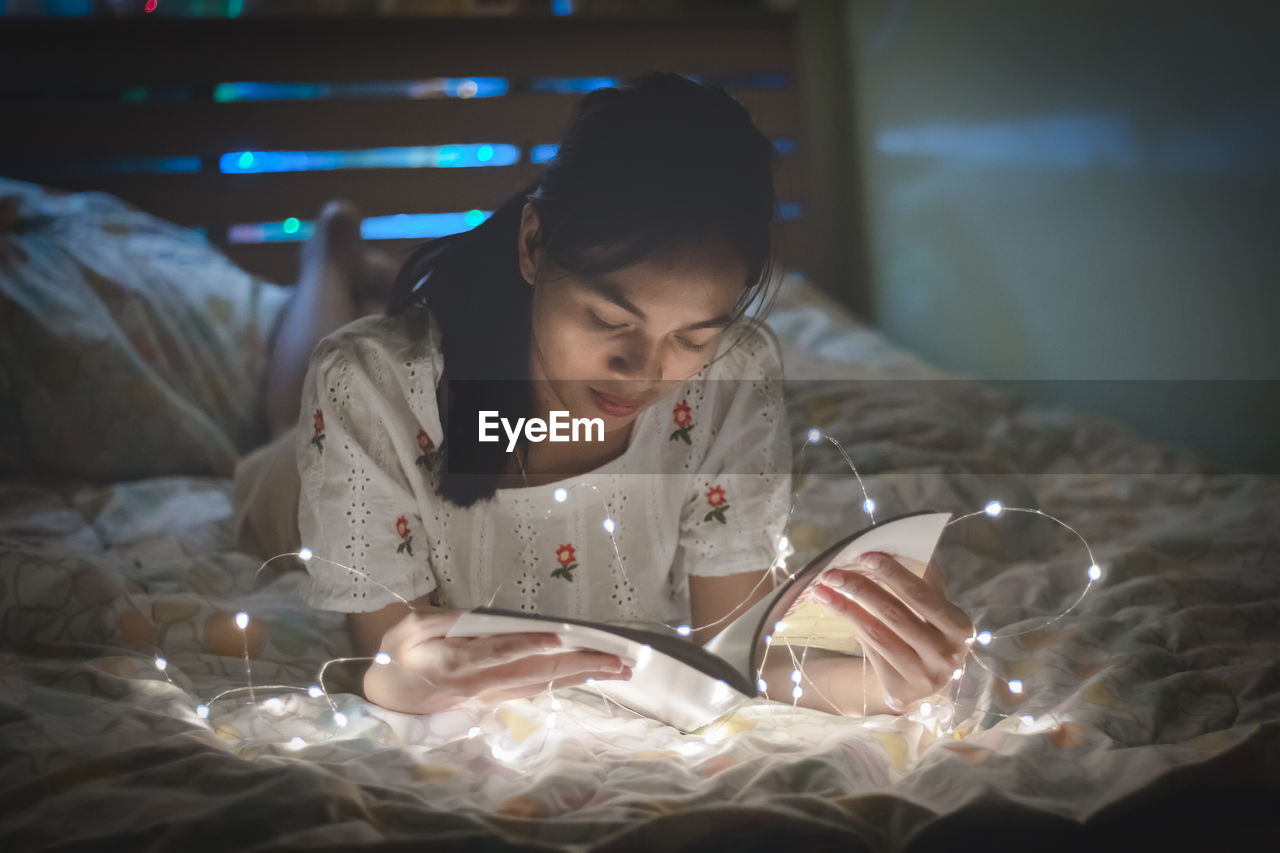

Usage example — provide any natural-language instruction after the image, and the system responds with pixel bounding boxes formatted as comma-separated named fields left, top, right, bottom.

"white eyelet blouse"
left=295, top=307, right=792, bottom=627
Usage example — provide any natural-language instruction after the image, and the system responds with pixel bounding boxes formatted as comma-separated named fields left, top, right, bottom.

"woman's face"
left=518, top=203, right=748, bottom=435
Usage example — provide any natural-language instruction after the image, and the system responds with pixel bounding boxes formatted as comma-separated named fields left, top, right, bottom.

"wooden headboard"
left=0, top=13, right=812, bottom=288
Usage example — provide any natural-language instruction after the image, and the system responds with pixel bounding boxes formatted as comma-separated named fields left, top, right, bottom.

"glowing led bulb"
left=790, top=669, right=802, bottom=683
left=297, top=547, right=313, bottom=562
left=863, top=498, right=876, bottom=514
left=984, top=501, right=1003, bottom=517
left=196, top=704, right=209, bottom=719
left=585, top=677, right=595, bottom=684
left=976, top=631, right=992, bottom=646
left=777, top=535, right=789, bottom=552
left=676, top=625, right=691, bottom=637
left=550, top=697, right=563, bottom=711
left=602, top=518, right=615, bottom=533
left=774, top=621, right=785, bottom=632
left=757, top=678, right=768, bottom=693
left=154, top=656, right=167, bottom=671
left=467, top=725, right=481, bottom=738
left=807, top=428, right=821, bottom=443
left=264, top=697, right=284, bottom=713
left=234, top=612, right=249, bottom=630
left=333, top=712, right=348, bottom=727
left=764, top=634, right=773, bottom=645
left=1088, top=564, right=1102, bottom=581
left=553, top=488, right=567, bottom=502
left=952, top=668, right=963, bottom=681
left=1021, top=714, right=1035, bottom=725
left=1008, top=679, right=1023, bottom=694
left=307, top=685, right=323, bottom=698
left=374, top=652, right=391, bottom=665
left=919, top=701, right=933, bottom=718
left=791, top=685, right=804, bottom=699
left=288, top=737, right=306, bottom=750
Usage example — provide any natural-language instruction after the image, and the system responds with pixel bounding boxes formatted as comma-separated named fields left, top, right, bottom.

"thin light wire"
left=189, top=425, right=1103, bottom=749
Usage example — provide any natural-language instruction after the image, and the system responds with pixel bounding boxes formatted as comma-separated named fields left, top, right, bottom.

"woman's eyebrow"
left=586, top=276, right=734, bottom=331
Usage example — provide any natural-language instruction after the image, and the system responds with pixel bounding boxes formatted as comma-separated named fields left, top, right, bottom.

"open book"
left=447, top=510, right=952, bottom=732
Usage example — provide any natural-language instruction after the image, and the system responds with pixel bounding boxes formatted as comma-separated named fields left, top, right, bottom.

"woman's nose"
left=609, top=337, right=663, bottom=383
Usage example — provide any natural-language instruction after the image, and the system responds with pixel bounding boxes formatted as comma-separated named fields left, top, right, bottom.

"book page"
left=767, top=512, right=951, bottom=658
left=772, top=555, right=930, bottom=655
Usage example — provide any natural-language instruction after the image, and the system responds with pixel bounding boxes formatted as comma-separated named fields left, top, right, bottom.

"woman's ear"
left=517, top=203, right=540, bottom=286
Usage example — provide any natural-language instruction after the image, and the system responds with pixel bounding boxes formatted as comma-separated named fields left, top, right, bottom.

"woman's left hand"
left=809, top=552, right=974, bottom=713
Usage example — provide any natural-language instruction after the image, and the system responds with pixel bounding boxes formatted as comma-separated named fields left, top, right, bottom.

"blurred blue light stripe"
left=213, top=78, right=508, bottom=102
left=528, top=77, right=619, bottom=94
left=5, top=155, right=204, bottom=176
left=220, top=144, right=520, bottom=174
left=227, top=210, right=493, bottom=244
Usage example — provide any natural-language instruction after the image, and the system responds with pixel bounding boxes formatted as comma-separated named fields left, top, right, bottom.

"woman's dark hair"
left=386, top=71, right=782, bottom=508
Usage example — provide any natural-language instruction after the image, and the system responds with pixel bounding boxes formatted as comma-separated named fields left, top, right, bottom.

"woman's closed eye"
left=589, top=311, right=628, bottom=331
left=588, top=310, right=712, bottom=352
left=673, top=335, right=710, bottom=353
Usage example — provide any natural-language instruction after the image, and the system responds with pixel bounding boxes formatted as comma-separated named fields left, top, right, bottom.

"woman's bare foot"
left=262, top=200, right=400, bottom=437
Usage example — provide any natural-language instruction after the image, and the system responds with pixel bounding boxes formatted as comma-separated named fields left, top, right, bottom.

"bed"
left=3, top=174, right=1279, bottom=851
left=3, top=12, right=1279, bottom=852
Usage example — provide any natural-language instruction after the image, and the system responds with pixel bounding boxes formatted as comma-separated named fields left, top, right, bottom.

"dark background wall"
left=799, top=0, right=1279, bottom=474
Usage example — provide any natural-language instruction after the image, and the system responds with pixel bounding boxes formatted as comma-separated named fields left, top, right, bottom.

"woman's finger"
left=814, top=574, right=957, bottom=676
left=450, top=649, right=626, bottom=695
left=475, top=668, right=634, bottom=706
left=812, top=588, right=926, bottom=681
left=856, top=553, right=974, bottom=643
left=446, top=632, right=566, bottom=671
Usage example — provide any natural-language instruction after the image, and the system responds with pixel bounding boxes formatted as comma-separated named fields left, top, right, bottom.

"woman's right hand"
left=365, top=608, right=633, bottom=714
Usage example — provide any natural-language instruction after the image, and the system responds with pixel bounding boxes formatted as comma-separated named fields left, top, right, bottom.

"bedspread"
left=2, top=275, right=1278, bottom=851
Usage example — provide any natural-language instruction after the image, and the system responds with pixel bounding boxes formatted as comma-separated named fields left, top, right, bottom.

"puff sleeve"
left=295, top=330, right=440, bottom=612
left=671, top=321, right=793, bottom=579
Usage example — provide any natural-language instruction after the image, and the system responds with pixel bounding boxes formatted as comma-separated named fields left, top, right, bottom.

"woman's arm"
left=687, top=568, right=776, bottom=647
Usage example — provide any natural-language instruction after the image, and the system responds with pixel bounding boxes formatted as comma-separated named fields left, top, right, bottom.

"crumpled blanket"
left=0, top=197, right=1277, bottom=848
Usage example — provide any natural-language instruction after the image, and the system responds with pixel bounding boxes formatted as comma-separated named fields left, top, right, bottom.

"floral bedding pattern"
left=0, top=192, right=1277, bottom=849
left=0, top=176, right=289, bottom=480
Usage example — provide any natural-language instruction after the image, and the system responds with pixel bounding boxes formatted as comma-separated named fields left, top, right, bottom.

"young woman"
left=233, top=73, right=972, bottom=719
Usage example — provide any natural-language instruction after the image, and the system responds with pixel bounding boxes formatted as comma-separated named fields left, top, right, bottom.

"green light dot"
left=465, top=209, right=485, bottom=228
left=282, top=217, right=300, bottom=234
left=238, top=152, right=254, bottom=169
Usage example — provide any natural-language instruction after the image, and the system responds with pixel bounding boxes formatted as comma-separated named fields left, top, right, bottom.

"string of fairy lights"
left=146, top=425, right=1104, bottom=753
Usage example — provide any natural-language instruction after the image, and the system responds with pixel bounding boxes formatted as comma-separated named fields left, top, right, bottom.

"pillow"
left=0, top=177, right=291, bottom=480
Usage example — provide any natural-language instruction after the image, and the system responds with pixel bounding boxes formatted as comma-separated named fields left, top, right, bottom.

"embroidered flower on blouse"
left=310, top=408, right=326, bottom=454
left=415, top=427, right=435, bottom=468
left=703, top=484, right=730, bottom=524
left=669, top=400, right=694, bottom=444
left=552, top=543, right=578, bottom=582
left=395, top=514, right=414, bottom=556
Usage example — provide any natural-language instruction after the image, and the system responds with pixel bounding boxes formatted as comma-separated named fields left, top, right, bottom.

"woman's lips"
left=588, top=388, right=642, bottom=417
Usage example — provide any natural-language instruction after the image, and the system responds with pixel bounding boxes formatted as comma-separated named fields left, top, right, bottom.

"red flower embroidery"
left=310, top=408, right=326, bottom=453
left=669, top=400, right=694, bottom=444
left=703, top=485, right=730, bottom=524
left=552, top=543, right=578, bottom=581
left=395, top=514, right=414, bottom=556
left=415, top=427, right=435, bottom=468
